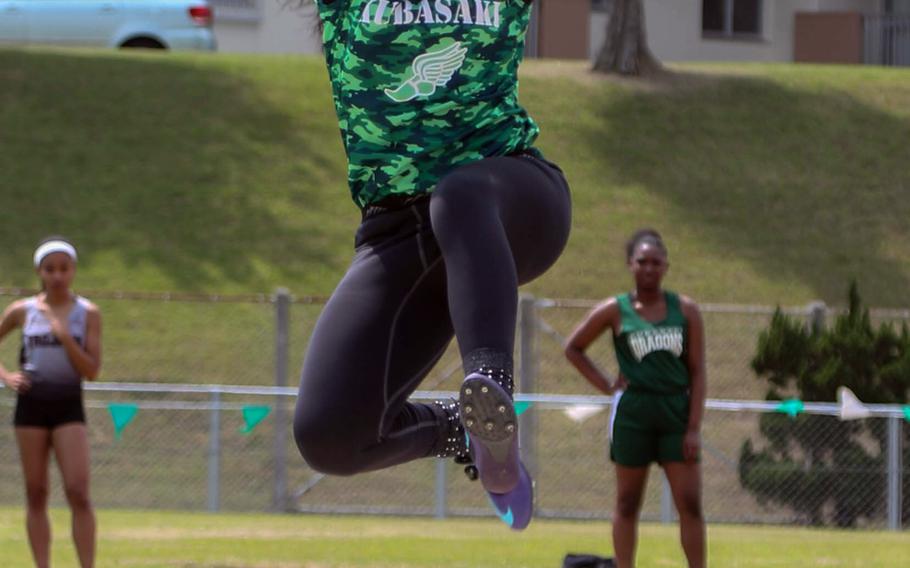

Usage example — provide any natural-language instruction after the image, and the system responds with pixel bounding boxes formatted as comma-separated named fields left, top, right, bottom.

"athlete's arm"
left=40, top=300, right=102, bottom=381
left=564, top=298, right=621, bottom=395
left=0, top=300, right=30, bottom=392
left=681, top=295, right=706, bottom=462
left=79, top=303, right=103, bottom=381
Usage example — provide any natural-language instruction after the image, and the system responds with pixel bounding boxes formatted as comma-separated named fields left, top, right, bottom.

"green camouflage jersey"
left=316, top=0, right=541, bottom=208
left=613, top=291, right=691, bottom=395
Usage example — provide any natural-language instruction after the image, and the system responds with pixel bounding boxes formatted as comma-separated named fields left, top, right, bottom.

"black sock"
left=463, top=347, right=514, bottom=396
left=430, top=399, right=468, bottom=459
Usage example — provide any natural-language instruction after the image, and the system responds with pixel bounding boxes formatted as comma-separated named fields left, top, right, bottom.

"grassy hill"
left=2, top=51, right=908, bottom=522
left=2, top=48, right=910, bottom=395
left=2, top=49, right=909, bottom=306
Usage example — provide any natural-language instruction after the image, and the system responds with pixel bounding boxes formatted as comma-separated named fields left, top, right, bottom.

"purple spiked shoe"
left=486, top=460, right=535, bottom=530
left=459, top=372, right=522, bottom=493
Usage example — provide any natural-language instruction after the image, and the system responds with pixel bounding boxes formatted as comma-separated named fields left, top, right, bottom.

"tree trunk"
left=593, top=0, right=662, bottom=76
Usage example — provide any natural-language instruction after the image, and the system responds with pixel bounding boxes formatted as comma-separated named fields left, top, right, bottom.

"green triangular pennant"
left=108, top=403, right=138, bottom=440
left=240, top=405, right=271, bottom=434
left=775, top=399, right=804, bottom=419
left=514, top=401, right=532, bottom=416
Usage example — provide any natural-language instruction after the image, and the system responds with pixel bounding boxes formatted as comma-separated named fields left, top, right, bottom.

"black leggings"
left=294, top=153, right=571, bottom=475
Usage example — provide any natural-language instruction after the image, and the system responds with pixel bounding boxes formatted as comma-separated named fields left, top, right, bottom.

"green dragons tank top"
left=613, top=291, right=690, bottom=394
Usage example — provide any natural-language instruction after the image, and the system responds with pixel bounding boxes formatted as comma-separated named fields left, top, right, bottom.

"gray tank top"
left=20, top=296, right=89, bottom=398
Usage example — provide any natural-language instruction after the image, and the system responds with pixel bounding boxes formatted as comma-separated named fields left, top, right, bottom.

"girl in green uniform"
left=565, top=229, right=706, bottom=568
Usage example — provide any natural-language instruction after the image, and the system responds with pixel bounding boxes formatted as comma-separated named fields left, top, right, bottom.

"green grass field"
left=1, top=49, right=910, bottom=305
left=0, top=508, right=907, bottom=567
left=1, top=49, right=909, bottom=548
left=2, top=48, right=910, bottom=394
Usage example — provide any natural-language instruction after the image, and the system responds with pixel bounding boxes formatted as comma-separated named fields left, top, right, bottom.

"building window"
left=703, top=0, right=762, bottom=38
left=591, top=0, right=613, bottom=14
left=887, top=0, right=910, bottom=15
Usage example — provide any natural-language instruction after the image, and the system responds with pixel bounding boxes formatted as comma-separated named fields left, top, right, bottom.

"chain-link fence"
left=0, top=290, right=907, bottom=529
left=0, top=386, right=905, bottom=529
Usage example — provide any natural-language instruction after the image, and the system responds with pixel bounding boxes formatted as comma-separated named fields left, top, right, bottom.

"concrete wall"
left=819, top=0, right=879, bottom=11
left=212, top=0, right=321, bottom=54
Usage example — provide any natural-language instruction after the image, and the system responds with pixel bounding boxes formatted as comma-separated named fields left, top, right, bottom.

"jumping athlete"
left=564, top=229, right=706, bottom=567
left=294, top=0, right=572, bottom=530
left=0, top=238, right=102, bottom=568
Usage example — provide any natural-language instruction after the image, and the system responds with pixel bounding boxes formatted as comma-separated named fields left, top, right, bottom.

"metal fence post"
left=207, top=390, right=221, bottom=513
left=887, top=415, right=903, bottom=531
left=434, top=459, right=448, bottom=519
left=807, top=301, right=827, bottom=333
left=273, top=288, right=291, bottom=512
left=519, top=294, right=538, bottom=477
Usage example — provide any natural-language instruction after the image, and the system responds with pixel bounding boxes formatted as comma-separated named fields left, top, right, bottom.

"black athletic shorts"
left=14, top=394, right=86, bottom=429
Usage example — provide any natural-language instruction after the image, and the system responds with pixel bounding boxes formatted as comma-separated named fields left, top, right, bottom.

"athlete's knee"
left=677, top=491, right=703, bottom=521
left=25, top=483, right=48, bottom=510
left=64, top=482, right=91, bottom=511
left=293, top=408, right=367, bottom=476
left=615, top=491, right=643, bottom=519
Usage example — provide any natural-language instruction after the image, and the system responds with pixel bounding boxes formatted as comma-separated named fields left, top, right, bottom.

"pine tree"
left=739, top=283, right=910, bottom=527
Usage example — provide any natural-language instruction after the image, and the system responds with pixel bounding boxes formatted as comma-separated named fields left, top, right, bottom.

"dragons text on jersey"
left=361, top=0, right=504, bottom=28
left=612, top=292, right=690, bottom=394
left=628, top=327, right=684, bottom=362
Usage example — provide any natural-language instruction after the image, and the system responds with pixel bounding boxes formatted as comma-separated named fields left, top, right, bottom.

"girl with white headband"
left=0, top=236, right=101, bottom=568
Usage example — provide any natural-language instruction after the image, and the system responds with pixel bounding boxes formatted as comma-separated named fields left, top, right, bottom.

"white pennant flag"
left=564, top=405, right=605, bottom=424
left=837, top=386, right=870, bottom=421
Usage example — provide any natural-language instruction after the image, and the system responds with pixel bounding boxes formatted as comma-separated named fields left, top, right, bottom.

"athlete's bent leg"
left=429, top=154, right=571, bottom=361
left=294, top=201, right=458, bottom=475
left=429, top=153, right=571, bottom=523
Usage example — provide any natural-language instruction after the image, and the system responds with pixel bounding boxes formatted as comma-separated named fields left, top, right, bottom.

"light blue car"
left=0, top=0, right=216, bottom=50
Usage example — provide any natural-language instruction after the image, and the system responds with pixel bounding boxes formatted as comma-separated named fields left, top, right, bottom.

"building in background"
left=642, top=1, right=884, bottom=63
left=591, top=0, right=909, bottom=65
left=208, top=0, right=593, bottom=57
left=207, top=0, right=909, bottom=67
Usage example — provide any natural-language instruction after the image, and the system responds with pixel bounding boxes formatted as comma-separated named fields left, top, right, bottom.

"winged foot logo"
left=384, top=42, right=469, bottom=102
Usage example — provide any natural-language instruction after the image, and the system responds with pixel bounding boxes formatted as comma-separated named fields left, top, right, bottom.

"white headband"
left=33, top=241, right=78, bottom=268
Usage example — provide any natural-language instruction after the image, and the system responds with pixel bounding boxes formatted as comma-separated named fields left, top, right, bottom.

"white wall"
left=590, top=11, right=608, bottom=59
left=590, top=0, right=882, bottom=63
left=212, top=0, right=322, bottom=54
left=644, top=0, right=817, bottom=62
left=818, top=0, right=882, bottom=12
